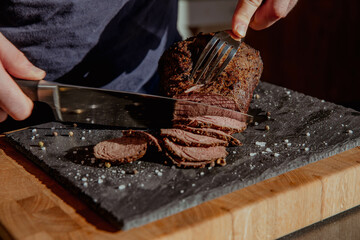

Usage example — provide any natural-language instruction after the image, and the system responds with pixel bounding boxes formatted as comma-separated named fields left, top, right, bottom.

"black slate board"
left=6, top=82, right=360, bottom=230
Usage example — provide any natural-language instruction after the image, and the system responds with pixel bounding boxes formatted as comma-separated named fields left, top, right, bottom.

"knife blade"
left=16, top=79, right=253, bottom=129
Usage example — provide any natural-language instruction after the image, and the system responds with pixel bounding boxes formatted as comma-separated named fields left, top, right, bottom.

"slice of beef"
left=174, top=92, right=239, bottom=111
left=174, top=115, right=247, bottom=134
left=160, top=128, right=228, bottom=147
left=122, top=130, right=162, bottom=152
left=158, top=32, right=263, bottom=113
left=163, top=138, right=228, bottom=168
left=165, top=152, right=214, bottom=168
left=173, top=124, right=242, bottom=146
left=173, top=99, right=246, bottom=123
left=93, top=137, right=147, bottom=164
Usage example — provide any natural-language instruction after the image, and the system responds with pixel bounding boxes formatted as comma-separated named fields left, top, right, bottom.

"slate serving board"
left=6, top=82, right=360, bottom=230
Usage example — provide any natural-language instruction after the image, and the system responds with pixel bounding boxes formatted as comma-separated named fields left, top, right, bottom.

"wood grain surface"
left=0, top=136, right=359, bottom=240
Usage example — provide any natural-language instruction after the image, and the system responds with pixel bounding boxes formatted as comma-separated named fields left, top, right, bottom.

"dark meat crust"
left=158, top=32, right=263, bottom=113
left=160, top=128, right=228, bottom=147
left=93, top=137, right=147, bottom=164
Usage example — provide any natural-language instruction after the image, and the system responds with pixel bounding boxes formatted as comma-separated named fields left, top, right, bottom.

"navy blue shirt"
left=0, top=0, right=181, bottom=94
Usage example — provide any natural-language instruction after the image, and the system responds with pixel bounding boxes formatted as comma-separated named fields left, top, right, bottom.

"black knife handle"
left=15, top=79, right=39, bottom=101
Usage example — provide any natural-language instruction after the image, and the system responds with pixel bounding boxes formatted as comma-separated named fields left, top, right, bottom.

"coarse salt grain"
left=266, top=148, right=272, bottom=152
left=98, top=179, right=103, bottom=184
left=274, top=153, right=280, bottom=157
left=304, top=147, right=310, bottom=152
left=347, top=130, right=353, bottom=134
left=118, top=185, right=125, bottom=190
left=250, top=153, right=257, bottom=157
left=180, top=190, right=184, bottom=194
left=255, top=141, right=266, bottom=147
left=306, top=132, right=310, bottom=136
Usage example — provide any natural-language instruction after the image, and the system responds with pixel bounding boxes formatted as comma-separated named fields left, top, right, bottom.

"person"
left=0, top=0, right=297, bottom=125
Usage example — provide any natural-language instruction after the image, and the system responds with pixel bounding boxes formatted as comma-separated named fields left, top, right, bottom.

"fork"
left=190, top=31, right=243, bottom=84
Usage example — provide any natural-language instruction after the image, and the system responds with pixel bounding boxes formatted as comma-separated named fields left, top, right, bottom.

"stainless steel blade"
left=24, top=80, right=253, bottom=128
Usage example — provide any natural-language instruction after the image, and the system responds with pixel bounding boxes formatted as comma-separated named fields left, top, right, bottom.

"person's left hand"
left=232, top=0, right=298, bottom=37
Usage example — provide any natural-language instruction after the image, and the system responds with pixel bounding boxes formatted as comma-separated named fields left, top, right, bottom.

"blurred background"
left=177, top=0, right=360, bottom=111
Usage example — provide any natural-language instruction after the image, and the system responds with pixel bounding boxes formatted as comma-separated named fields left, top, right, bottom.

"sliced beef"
left=174, top=115, right=247, bottom=134
left=174, top=92, right=239, bottom=111
left=160, top=128, right=228, bottom=147
left=173, top=125, right=242, bottom=146
left=158, top=32, right=263, bottom=113
left=122, top=130, right=162, bottom=152
left=93, top=137, right=147, bottom=164
left=163, top=138, right=228, bottom=168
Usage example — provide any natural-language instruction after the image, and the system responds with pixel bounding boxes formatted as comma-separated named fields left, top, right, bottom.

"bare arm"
left=232, top=0, right=298, bottom=37
left=0, top=33, right=46, bottom=122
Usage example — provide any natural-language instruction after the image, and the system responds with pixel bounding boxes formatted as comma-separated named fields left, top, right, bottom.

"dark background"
left=245, top=0, right=360, bottom=111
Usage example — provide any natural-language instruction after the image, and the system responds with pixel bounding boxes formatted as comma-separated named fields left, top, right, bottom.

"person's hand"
left=0, top=33, right=46, bottom=122
left=232, top=0, right=298, bottom=37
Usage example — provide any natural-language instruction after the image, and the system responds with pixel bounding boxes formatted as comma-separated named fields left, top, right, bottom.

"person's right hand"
left=0, top=33, right=46, bottom=123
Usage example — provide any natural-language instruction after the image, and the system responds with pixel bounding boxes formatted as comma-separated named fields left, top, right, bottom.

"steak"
left=163, top=138, right=228, bottom=168
left=158, top=32, right=263, bottom=113
left=173, top=125, right=242, bottom=146
left=93, top=137, right=148, bottom=164
left=160, top=128, right=228, bottom=147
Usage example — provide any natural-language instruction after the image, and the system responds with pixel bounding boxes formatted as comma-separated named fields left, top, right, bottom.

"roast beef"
left=160, top=128, right=228, bottom=147
left=173, top=124, right=242, bottom=146
left=93, top=137, right=148, bottom=164
left=174, top=115, right=247, bottom=134
left=122, top=130, right=162, bottom=152
left=158, top=32, right=263, bottom=113
left=163, top=138, right=228, bottom=168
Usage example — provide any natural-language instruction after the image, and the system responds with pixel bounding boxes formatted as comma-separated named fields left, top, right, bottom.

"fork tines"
left=190, top=31, right=242, bottom=85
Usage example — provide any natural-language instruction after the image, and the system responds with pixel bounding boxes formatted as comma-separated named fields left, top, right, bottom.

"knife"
left=16, top=79, right=253, bottom=129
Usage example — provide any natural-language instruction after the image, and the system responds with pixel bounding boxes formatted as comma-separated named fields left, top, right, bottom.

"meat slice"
left=160, top=128, right=228, bottom=147
left=93, top=136, right=147, bottom=163
left=122, top=130, right=162, bottom=152
left=175, top=92, right=239, bottom=111
left=173, top=125, right=242, bottom=146
left=174, top=115, right=247, bottom=134
left=163, top=138, right=228, bottom=167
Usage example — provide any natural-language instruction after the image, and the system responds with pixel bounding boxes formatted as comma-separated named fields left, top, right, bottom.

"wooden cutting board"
left=1, top=135, right=360, bottom=240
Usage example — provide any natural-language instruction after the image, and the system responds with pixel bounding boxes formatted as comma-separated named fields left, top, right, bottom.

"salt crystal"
left=83, top=182, right=88, bottom=187
left=266, top=148, right=272, bottom=152
left=118, top=185, right=126, bottom=190
left=306, top=132, right=310, bottom=137
left=284, top=139, right=289, bottom=143
left=81, top=136, right=85, bottom=140
left=255, top=141, right=266, bottom=147
left=98, top=179, right=103, bottom=184
left=192, top=183, right=196, bottom=187
left=286, top=143, right=292, bottom=147
left=347, top=130, right=353, bottom=134
left=120, top=170, right=126, bottom=174
left=31, top=136, right=35, bottom=140
left=101, top=175, right=105, bottom=179
left=180, top=190, right=184, bottom=194
left=200, top=172, right=205, bottom=176
left=157, top=172, right=163, bottom=177
left=254, top=122, right=259, bottom=126
left=41, top=147, right=46, bottom=151
left=82, top=177, right=87, bottom=181
left=304, top=147, right=310, bottom=152
left=274, top=153, right=280, bottom=157
left=32, top=129, right=37, bottom=133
